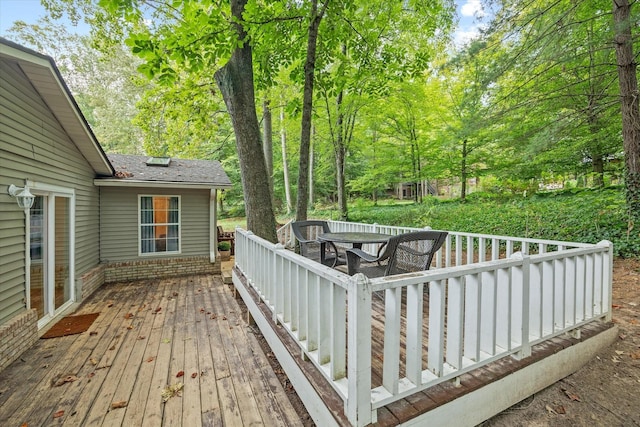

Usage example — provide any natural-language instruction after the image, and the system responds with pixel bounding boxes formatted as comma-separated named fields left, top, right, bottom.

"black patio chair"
left=345, top=230, right=448, bottom=277
left=291, top=220, right=345, bottom=267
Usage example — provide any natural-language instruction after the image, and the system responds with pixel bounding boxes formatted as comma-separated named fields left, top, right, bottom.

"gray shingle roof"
left=104, top=154, right=232, bottom=187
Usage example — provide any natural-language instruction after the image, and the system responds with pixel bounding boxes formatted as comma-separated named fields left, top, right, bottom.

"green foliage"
left=315, top=188, right=639, bottom=258
left=217, top=241, right=231, bottom=251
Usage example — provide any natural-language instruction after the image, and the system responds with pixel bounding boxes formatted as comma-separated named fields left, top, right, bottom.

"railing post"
left=598, top=240, right=614, bottom=322
left=512, top=252, right=531, bottom=359
left=347, top=273, right=373, bottom=426
left=273, top=243, right=286, bottom=323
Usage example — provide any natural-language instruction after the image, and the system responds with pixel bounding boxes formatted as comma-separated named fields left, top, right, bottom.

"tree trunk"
left=461, top=139, right=468, bottom=201
left=613, top=0, right=640, bottom=219
left=214, top=0, right=276, bottom=242
left=280, top=98, right=292, bottom=214
left=309, top=123, right=315, bottom=207
left=296, top=0, right=329, bottom=221
left=336, top=88, right=348, bottom=220
left=592, top=155, right=605, bottom=187
left=263, top=98, right=275, bottom=205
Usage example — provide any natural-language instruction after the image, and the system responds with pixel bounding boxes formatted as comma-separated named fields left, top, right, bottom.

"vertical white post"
left=347, top=273, right=373, bottom=427
left=271, top=243, right=285, bottom=322
left=599, top=240, right=613, bottom=321
left=519, top=253, right=531, bottom=358
left=406, top=282, right=424, bottom=385
left=383, top=287, right=401, bottom=394
left=332, top=284, right=347, bottom=380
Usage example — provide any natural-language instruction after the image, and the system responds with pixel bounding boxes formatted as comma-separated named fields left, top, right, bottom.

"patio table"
left=317, top=232, right=391, bottom=267
left=317, top=232, right=392, bottom=249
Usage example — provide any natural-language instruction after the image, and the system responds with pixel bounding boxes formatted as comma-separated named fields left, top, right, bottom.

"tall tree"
left=613, top=0, right=640, bottom=219
left=295, top=0, right=330, bottom=221
left=484, top=0, right=623, bottom=187
left=79, top=0, right=279, bottom=241
left=214, top=0, right=277, bottom=240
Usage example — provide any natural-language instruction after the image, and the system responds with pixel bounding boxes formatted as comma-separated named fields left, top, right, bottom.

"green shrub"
left=318, top=188, right=639, bottom=258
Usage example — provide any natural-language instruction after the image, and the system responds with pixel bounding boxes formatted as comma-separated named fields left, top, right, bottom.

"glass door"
left=28, top=191, right=74, bottom=326
left=29, top=196, right=46, bottom=320
left=54, top=196, right=71, bottom=311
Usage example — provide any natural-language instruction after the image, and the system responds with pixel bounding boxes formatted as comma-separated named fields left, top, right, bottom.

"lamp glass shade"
left=9, top=185, right=35, bottom=210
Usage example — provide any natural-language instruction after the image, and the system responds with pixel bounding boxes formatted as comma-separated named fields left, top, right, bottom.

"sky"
left=0, top=0, right=486, bottom=45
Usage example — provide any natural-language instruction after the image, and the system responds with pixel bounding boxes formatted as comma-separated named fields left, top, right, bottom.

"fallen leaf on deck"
left=616, top=350, right=625, bottom=355
left=110, top=401, right=128, bottom=409
left=173, top=292, right=178, bottom=296
left=612, top=304, right=622, bottom=309
left=21, top=423, right=27, bottom=427
left=191, top=372, right=197, bottom=378
left=53, top=410, right=64, bottom=418
left=161, top=383, right=184, bottom=402
left=146, top=357, right=155, bottom=363
left=545, top=405, right=557, bottom=415
left=107, top=303, right=113, bottom=308
left=138, top=335, right=146, bottom=340
left=200, top=308, right=205, bottom=313
left=154, top=307, right=162, bottom=313
left=162, top=338, right=171, bottom=344
left=127, top=325, right=133, bottom=330
left=124, top=313, right=133, bottom=319
left=90, top=358, right=98, bottom=365
left=210, top=314, right=217, bottom=320
left=109, top=345, right=116, bottom=351
left=562, top=389, right=581, bottom=401
left=222, top=316, right=227, bottom=320
left=176, top=370, right=184, bottom=377
left=555, top=405, right=566, bottom=414
left=87, top=372, right=95, bottom=378
left=54, top=375, right=78, bottom=387
left=630, top=351, right=640, bottom=360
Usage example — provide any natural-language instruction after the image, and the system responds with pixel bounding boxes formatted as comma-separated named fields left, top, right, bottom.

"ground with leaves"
left=484, top=257, right=640, bottom=426
left=243, top=258, right=640, bottom=426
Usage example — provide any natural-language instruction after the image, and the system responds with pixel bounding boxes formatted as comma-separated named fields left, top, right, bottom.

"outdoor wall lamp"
left=8, top=184, right=35, bottom=210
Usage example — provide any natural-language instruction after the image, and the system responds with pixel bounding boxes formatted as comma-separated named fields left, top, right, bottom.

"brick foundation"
left=103, top=256, right=220, bottom=283
left=79, top=265, right=105, bottom=299
left=0, top=309, right=38, bottom=373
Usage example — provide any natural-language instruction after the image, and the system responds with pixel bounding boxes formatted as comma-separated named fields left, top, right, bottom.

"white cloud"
left=460, top=0, right=485, bottom=18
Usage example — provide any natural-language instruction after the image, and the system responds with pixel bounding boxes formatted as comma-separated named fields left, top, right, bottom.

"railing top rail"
left=237, top=228, right=352, bottom=288
left=326, top=220, right=598, bottom=249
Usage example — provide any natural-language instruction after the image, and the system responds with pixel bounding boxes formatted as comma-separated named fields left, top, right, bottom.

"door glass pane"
left=54, top=196, right=71, bottom=311
left=30, top=196, right=46, bottom=319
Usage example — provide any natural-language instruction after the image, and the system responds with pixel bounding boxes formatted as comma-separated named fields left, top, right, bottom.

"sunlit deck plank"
left=141, top=278, right=180, bottom=427
left=196, top=276, right=224, bottom=426
left=122, top=279, right=171, bottom=426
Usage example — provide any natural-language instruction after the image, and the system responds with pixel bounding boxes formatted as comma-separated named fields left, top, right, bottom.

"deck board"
left=0, top=275, right=302, bottom=427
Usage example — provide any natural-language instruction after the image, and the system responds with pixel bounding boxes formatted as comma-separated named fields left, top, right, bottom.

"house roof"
left=0, top=37, right=114, bottom=176
left=95, top=154, right=232, bottom=189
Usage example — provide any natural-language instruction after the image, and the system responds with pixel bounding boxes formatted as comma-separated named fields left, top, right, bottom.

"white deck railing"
left=240, top=222, right=612, bottom=426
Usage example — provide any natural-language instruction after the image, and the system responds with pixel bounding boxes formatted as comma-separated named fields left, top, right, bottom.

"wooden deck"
left=0, top=275, right=302, bottom=426
left=234, top=268, right=615, bottom=426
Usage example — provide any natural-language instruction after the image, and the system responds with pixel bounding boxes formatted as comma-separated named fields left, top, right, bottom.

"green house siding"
left=100, top=187, right=212, bottom=262
left=0, top=57, right=100, bottom=325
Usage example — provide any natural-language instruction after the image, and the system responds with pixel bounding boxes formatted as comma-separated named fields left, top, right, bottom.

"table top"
left=317, top=232, right=391, bottom=245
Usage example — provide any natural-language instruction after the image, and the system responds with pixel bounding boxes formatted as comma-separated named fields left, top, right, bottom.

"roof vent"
left=146, top=157, right=171, bottom=167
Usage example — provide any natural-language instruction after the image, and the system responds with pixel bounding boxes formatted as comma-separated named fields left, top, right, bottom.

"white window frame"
left=25, top=180, right=76, bottom=328
left=138, top=195, right=182, bottom=256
